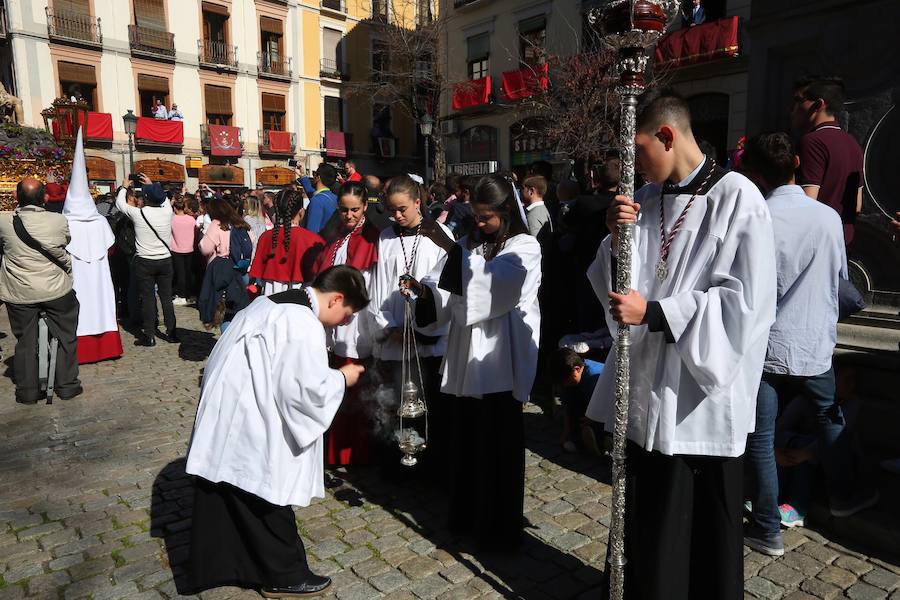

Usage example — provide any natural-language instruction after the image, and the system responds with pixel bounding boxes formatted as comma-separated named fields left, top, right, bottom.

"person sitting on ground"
left=551, top=347, right=604, bottom=455
left=0, top=178, right=83, bottom=403
left=186, top=265, right=369, bottom=599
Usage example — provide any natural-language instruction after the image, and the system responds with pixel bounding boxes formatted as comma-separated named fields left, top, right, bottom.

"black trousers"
left=171, top=251, right=194, bottom=299
left=6, top=290, right=81, bottom=402
left=189, top=478, right=312, bottom=593
left=133, top=256, right=176, bottom=337
left=448, top=392, right=525, bottom=550
left=617, top=442, right=744, bottom=600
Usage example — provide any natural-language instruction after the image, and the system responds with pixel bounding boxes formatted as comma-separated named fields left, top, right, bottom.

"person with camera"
left=299, top=164, right=338, bottom=235
left=0, top=177, right=83, bottom=403
left=115, top=173, right=177, bottom=347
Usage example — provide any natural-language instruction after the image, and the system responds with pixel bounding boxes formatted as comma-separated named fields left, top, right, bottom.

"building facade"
left=4, top=0, right=430, bottom=191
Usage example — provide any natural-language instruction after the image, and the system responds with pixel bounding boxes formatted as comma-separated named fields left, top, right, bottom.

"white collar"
left=525, top=200, right=545, bottom=212
left=303, top=286, right=320, bottom=317
left=676, top=158, right=706, bottom=188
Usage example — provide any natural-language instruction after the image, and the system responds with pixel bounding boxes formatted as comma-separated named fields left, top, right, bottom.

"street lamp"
left=420, top=112, right=433, bottom=186
left=122, top=109, right=138, bottom=176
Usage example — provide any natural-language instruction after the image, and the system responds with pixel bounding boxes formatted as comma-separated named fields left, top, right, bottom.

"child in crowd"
left=170, top=196, right=198, bottom=305
left=550, top=347, right=605, bottom=455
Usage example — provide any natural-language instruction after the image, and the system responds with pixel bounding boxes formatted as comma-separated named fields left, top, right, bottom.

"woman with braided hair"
left=314, top=180, right=380, bottom=466
left=249, top=189, right=325, bottom=296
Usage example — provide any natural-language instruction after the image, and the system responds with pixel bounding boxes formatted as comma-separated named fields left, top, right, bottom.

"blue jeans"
left=747, top=367, right=855, bottom=534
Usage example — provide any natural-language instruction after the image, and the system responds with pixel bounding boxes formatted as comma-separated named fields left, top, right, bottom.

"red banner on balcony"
left=655, top=16, right=740, bottom=68
left=324, top=131, right=347, bottom=158
left=267, top=130, right=293, bottom=154
left=452, top=76, right=492, bottom=110
left=79, top=112, right=113, bottom=141
left=209, top=125, right=242, bottom=157
left=502, top=64, right=549, bottom=101
left=135, top=117, right=184, bottom=145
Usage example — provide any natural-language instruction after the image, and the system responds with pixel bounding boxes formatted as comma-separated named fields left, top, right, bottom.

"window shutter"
left=519, top=15, right=546, bottom=34
left=133, top=0, right=166, bottom=30
left=137, top=73, right=168, bottom=92
left=261, top=93, right=285, bottom=113
left=58, top=61, right=96, bottom=85
left=260, top=17, right=282, bottom=34
left=466, top=33, right=490, bottom=62
left=54, top=0, right=90, bottom=15
left=205, top=84, right=232, bottom=115
left=323, top=28, right=342, bottom=64
left=201, top=1, right=229, bottom=16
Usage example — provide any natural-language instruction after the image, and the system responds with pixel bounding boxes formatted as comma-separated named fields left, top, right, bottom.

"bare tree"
left=345, top=1, right=450, bottom=183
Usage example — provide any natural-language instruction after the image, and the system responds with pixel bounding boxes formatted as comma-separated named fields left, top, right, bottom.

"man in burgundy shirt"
left=791, top=76, right=864, bottom=245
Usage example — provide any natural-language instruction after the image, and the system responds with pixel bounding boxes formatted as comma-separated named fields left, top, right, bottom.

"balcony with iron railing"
left=128, top=24, right=175, bottom=59
left=199, top=39, right=238, bottom=70
left=320, top=58, right=348, bottom=80
left=320, top=0, right=346, bottom=15
left=200, top=124, right=244, bottom=151
left=371, top=0, right=388, bottom=23
left=258, top=52, right=292, bottom=80
left=258, top=129, right=296, bottom=155
left=46, top=8, right=102, bottom=47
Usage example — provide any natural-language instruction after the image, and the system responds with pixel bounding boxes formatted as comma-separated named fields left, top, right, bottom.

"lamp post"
left=122, top=109, right=138, bottom=176
left=420, top=112, right=433, bottom=186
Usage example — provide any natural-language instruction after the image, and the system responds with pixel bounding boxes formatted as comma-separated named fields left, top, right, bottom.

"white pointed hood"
left=63, top=128, right=115, bottom=262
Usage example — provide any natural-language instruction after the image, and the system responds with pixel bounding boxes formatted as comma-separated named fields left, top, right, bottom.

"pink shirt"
left=170, top=214, right=197, bottom=254
left=199, top=220, right=257, bottom=265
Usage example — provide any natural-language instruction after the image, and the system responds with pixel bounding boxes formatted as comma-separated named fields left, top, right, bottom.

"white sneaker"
left=172, top=296, right=188, bottom=306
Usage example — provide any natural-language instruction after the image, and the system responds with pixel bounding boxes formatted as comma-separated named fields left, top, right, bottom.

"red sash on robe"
left=314, top=221, right=379, bottom=274
left=249, top=226, right=325, bottom=283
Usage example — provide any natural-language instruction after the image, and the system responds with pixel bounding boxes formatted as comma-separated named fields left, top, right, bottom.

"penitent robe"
left=585, top=166, right=777, bottom=458
left=185, top=292, right=346, bottom=507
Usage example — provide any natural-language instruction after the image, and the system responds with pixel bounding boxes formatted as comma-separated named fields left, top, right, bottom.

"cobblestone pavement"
left=0, top=304, right=898, bottom=600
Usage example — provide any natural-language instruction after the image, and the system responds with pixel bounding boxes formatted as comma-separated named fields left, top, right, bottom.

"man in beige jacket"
left=0, top=178, right=82, bottom=403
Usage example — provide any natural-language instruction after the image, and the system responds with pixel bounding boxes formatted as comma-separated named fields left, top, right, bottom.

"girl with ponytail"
left=248, top=189, right=325, bottom=296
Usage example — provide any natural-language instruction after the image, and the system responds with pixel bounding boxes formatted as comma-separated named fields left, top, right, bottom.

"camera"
left=288, top=158, right=298, bottom=167
left=129, top=173, right=142, bottom=186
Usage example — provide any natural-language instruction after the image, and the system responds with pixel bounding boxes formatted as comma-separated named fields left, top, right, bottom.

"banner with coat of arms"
left=209, top=124, right=242, bottom=157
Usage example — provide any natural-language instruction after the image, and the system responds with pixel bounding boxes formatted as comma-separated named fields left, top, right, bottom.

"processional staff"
left=587, top=2, right=680, bottom=599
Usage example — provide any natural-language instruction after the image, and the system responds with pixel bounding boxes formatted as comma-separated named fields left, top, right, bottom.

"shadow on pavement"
left=522, top=411, right=613, bottom=487
left=150, top=458, right=195, bottom=596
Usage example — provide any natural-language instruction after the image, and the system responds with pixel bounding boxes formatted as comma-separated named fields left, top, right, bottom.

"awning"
left=655, top=16, right=740, bottom=68
left=501, top=63, right=548, bottom=101
left=135, top=116, right=184, bottom=144
left=208, top=124, right=242, bottom=157
left=452, top=76, right=492, bottom=110
left=324, top=131, right=347, bottom=158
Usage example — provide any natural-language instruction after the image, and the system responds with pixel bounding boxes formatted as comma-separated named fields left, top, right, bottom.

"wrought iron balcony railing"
left=320, top=58, right=347, bottom=80
left=128, top=24, right=175, bottom=58
left=258, top=52, right=292, bottom=79
left=200, top=124, right=244, bottom=150
left=199, top=39, right=238, bottom=70
left=46, top=8, right=102, bottom=47
left=258, top=129, right=296, bottom=154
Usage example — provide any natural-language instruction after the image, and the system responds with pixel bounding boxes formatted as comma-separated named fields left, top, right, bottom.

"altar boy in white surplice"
left=586, top=89, right=776, bottom=600
left=185, top=265, right=368, bottom=599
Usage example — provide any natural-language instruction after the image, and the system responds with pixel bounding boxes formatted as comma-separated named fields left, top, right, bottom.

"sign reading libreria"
left=448, top=161, right=499, bottom=176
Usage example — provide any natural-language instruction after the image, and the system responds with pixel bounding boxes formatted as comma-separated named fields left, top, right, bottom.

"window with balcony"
left=324, top=96, right=343, bottom=132
left=372, top=0, right=388, bottom=23
left=201, top=3, right=234, bottom=67
left=519, top=15, right=546, bottom=68
left=137, top=74, right=169, bottom=117
left=321, top=28, right=343, bottom=79
left=205, top=84, right=233, bottom=125
left=58, top=61, right=97, bottom=111
left=371, top=39, right=389, bottom=80
left=48, top=0, right=102, bottom=46
left=416, top=0, right=432, bottom=26
left=131, top=0, right=174, bottom=57
left=460, top=126, right=498, bottom=162
left=262, top=93, right=286, bottom=132
left=466, top=33, right=489, bottom=80
left=321, top=0, right=344, bottom=11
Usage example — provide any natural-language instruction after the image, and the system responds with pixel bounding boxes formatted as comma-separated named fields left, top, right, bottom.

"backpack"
left=229, top=227, right=253, bottom=272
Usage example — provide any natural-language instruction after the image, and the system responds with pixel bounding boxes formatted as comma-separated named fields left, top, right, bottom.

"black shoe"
left=134, top=334, right=156, bottom=347
left=15, top=395, right=39, bottom=405
left=156, top=329, right=180, bottom=344
left=261, top=575, right=332, bottom=598
left=57, top=385, right=84, bottom=401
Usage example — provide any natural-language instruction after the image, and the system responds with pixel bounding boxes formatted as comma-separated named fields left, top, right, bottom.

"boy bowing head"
left=186, top=265, right=369, bottom=598
left=587, top=88, right=777, bottom=600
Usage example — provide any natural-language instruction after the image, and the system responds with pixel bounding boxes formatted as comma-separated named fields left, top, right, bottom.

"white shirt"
left=525, top=200, right=552, bottom=237
left=586, top=170, right=777, bottom=457
left=369, top=224, right=452, bottom=361
left=327, top=241, right=374, bottom=359
left=115, top=188, right=172, bottom=259
left=764, top=184, right=846, bottom=376
left=153, top=105, right=168, bottom=120
left=168, top=108, right=184, bottom=121
left=186, top=293, right=346, bottom=507
left=419, top=233, right=542, bottom=403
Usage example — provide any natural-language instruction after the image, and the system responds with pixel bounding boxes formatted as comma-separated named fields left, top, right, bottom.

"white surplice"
left=419, top=233, right=542, bottom=403
left=368, top=224, right=452, bottom=361
left=585, top=170, right=777, bottom=458
left=327, top=242, right=374, bottom=359
left=185, top=293, right=346, bottom=507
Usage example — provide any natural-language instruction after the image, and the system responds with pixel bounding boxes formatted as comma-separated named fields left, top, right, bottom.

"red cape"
left=250, top=226, right=325, bottom=283
left=315, top=221, right=379, bottom=274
